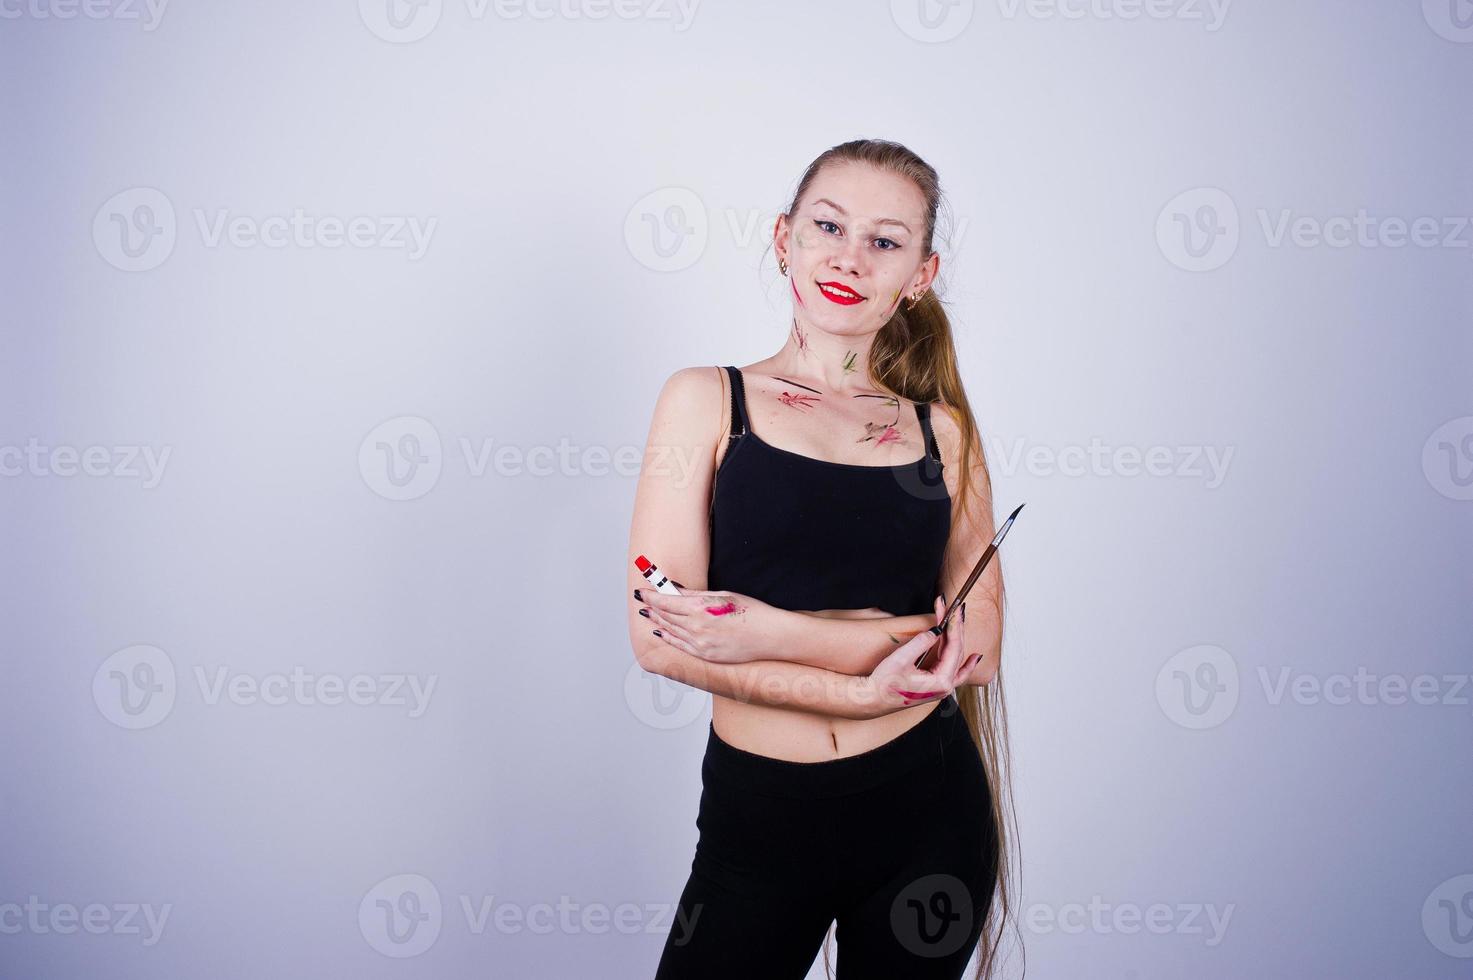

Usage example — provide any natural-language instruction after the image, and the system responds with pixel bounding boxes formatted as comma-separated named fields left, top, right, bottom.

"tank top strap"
left=914, top=401, right=943, bottom=466
left=721, top=365, right=751, bottom=443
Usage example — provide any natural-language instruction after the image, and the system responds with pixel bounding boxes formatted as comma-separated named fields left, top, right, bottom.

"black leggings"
left=654, top=696, right=998, bottom=980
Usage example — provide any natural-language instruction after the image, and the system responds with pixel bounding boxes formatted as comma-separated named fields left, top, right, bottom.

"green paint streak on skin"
left=842, top=350, right=857, bottom=374
left=887, top=634, right=901, bottom=645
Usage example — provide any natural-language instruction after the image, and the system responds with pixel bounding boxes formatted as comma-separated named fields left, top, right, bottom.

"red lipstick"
left=816, top=280, right=864, bottom=306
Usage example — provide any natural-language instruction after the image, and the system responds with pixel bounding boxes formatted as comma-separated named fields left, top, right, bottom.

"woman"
left=627, top=139, right=1020, bottom=980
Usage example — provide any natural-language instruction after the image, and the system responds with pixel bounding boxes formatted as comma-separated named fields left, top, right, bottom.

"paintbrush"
left=914, top=502, right=1026, bottom=670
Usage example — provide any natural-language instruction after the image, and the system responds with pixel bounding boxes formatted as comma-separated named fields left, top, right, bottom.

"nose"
left=829, top=238, right=867, bottom=279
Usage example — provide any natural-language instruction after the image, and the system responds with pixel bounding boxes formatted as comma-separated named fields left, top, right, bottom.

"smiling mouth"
left=817, top=281, right=865, bottom=304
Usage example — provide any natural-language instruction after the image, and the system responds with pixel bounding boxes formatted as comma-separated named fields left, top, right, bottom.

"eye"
left=815, top=219, right=902, bottom=252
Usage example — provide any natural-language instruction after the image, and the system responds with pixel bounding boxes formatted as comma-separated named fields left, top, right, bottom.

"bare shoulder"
left=927, top=399, right=966, bottom=454
left=654, top=365, right=724, bottom=415
left=647, top=365, right=729, bottom=446
left=928, top=400, right=993, bottom=479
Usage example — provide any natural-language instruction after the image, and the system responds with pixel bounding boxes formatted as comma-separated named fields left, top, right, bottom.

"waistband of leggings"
left=702, top=696, right=969, bottom=800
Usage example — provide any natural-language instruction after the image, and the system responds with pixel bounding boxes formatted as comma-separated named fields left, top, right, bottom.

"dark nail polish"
left=639, top=608, right=650, bottom=618
left=652, top=629, right=662, bottom=637
left=633, top=588, right=642, bottom=601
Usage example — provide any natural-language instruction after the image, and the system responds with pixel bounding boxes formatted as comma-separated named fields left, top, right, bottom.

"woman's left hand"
left=635, top=588, right=787, bottom=665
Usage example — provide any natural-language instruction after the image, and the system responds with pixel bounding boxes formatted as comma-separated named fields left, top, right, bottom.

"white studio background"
left=2, top=2, right=1471, bottom=978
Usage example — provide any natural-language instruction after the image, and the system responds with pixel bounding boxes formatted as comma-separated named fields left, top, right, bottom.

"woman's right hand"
left=856, top=596, right=979, bottom=718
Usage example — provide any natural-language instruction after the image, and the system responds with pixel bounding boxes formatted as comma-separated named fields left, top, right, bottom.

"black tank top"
left=706, top=365, right=952, bottom=617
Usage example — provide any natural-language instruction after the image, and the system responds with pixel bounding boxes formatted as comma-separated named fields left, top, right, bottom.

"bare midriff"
left=711, top=693, right=942, bottom=762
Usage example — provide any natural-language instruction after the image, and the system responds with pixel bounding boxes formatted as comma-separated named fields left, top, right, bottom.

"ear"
left=912, top=249, right=941, bottom=294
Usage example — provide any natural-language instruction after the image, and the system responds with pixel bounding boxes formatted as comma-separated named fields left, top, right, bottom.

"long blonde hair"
left=769, top=138, right=1025, bottom=980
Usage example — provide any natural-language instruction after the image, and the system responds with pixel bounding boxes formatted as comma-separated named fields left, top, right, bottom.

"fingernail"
left=633, top=588, right=642, bottom=601
left=638, top=608, right=650, bottom=618
left=652, top=629, right=662, bottom=637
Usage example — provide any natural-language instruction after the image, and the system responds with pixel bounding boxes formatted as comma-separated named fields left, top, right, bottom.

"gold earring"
left=905, top=290, right=925, bottom=310
left=779, top=259, right=788, bottom=277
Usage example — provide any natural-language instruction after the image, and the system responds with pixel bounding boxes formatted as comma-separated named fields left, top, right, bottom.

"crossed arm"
left=634, top=597, right=994, bottom=721
left=626, top=368, right=1000, bottom=722
left=652, top=590, right=936, bottom=676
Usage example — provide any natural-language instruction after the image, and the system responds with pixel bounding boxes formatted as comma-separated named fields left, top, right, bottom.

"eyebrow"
left=811, top=198, right=912, bottom=234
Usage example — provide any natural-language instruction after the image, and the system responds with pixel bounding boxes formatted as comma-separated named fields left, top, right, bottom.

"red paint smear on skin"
left=779, top=391, right=821, bottom=409
left=791, top=277, right=805, bottom=308
left=706, top=601, right=740, bottom=616
left=896, top=689, right=941, bottom=700
left=875, top=426, right=900, bottom=445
